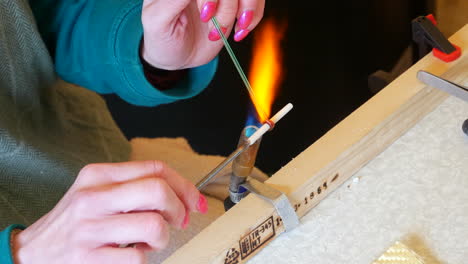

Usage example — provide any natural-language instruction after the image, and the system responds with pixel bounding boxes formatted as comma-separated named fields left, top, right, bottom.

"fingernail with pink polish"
left=234, top=29, right=250, bottom=42
left=238, top=10, right=254, bottom=29
left=200, top=1, right=217, bottom=22
left=182, top=212, right=190, bottom=229
left=197, top=194, right=208, bottom=214
left=208, top=27, right=227, bottom=41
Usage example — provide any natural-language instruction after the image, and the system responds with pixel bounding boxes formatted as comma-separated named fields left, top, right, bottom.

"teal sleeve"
left=29, top=0, right=218, bottom=107
left=0, top=225, right=25, bottom=264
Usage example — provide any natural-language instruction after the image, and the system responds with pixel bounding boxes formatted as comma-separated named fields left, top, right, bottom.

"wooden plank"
left=436, top=0, right=468, bottom=36
left=164, top=24, right=468, bottom=264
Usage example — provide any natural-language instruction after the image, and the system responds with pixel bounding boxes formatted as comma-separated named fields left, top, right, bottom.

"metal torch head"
left=229, top=126, right=262, bottom=203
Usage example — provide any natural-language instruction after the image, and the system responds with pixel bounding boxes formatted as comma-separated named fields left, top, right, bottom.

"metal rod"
left=196, top=144, right=247, bottom=190
left=211, top=17, right=267, bottom=119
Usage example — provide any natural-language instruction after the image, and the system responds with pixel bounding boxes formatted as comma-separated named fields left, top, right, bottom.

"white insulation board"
left=249, top=95, right=468, bottom=264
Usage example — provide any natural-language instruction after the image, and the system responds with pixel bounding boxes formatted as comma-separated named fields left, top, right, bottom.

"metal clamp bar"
left=241, top=178, right=300, bottom=232
left=417, top=71, right=468, bottom=102
left=417, top=70, right=468, bottom=136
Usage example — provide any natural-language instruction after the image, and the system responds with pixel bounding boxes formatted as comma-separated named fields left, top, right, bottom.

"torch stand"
left=223, top=125, right=300, bottom=231
left=224, top=126, right=262, bottom=211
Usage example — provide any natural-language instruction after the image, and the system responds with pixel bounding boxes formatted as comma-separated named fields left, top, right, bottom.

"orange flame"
left=249, top=19, right=286, bottom=122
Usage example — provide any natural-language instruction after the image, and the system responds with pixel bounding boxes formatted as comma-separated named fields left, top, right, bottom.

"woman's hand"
left=13, top=161, right=208, bottom=264
left=141, top=0, right=265, bottom=70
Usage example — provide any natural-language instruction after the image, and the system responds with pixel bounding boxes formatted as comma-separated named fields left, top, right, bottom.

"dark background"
left=103, top=0, right=433, bottom=174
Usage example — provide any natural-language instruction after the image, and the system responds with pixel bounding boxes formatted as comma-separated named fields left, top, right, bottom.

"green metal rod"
left=211, top=17, right=267, bottom=118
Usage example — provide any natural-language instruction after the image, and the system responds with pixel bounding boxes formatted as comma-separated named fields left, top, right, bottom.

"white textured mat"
left=249, top=96, right=468, bottom=264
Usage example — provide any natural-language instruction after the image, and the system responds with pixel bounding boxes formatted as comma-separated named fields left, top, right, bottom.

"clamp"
left=414, top=14, right=466, bottom=135
left=412, top=14, right=462, bottom=62
left=417, top=71, right=468, bottom=136
left=368, top=14, right=463, bottom=95
left=241, top=178, right=300, bottom=232
left=223, top=125, right=300, bottom=232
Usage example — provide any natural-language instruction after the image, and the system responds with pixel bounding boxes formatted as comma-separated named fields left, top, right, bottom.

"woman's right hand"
left=12, top=161, right=208, bottom=264
left=141, top=0, right=266, bottom=70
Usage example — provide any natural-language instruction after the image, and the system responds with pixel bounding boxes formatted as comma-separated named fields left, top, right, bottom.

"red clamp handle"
left=426, top=14, right=462, bottom=62
left=432, top=44, right=462, bottom=62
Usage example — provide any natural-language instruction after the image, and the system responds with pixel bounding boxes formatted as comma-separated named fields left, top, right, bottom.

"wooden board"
left=436, top=0, right=468, bottom=36
left=164, top=24, right=468, bottom=264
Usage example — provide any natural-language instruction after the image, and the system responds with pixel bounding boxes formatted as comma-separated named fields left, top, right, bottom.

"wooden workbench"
left=165, top=24, right=468, bottom=263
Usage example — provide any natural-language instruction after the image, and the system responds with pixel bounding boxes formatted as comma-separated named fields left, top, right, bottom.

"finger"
left=76, top=161, right=204, bottom=214
left=153, top=164, right=205, bottom=214
left=82, top=212, right=169, bottom=251
left=76, top=161, right=183, bottom=187
left=76, top=177, right=187, bottom=228
left=207, top=0, right=238, bottom=41
left=117, top=161, right=202, bottom=214
left=76, top=161, right=167, bottom=187
left=234, top=0, right=265, bottom=42
left=199, top=0, right=218, bottom=23
left=142, top=0, right=191, bottom=28
left=90, top=247, right=146, bottom=264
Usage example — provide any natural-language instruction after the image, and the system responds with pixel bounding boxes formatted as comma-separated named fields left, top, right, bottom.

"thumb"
left=143, top=0, right=191, bottom=28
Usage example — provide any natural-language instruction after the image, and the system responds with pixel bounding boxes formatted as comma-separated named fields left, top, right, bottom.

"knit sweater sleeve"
left=0, top=225, right=25, bottom=264
left=29, top=0, right=217, bottom=107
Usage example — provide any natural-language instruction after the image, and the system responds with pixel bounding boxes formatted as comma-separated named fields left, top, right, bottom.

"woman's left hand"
left=141, top=0, right=265, bottom=70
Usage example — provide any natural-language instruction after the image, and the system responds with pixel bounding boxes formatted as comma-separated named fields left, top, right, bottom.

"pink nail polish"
left=182, top=213, right=190, bottom=229
left=238, top=10, right=254, bottom=29
left=208, top=27, right=227, bottom=41
left=196, top=194, right=208, bottom=214
left=234, top=29, right=250, bottom=42
left=200, top=2, right=217, bottom=22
